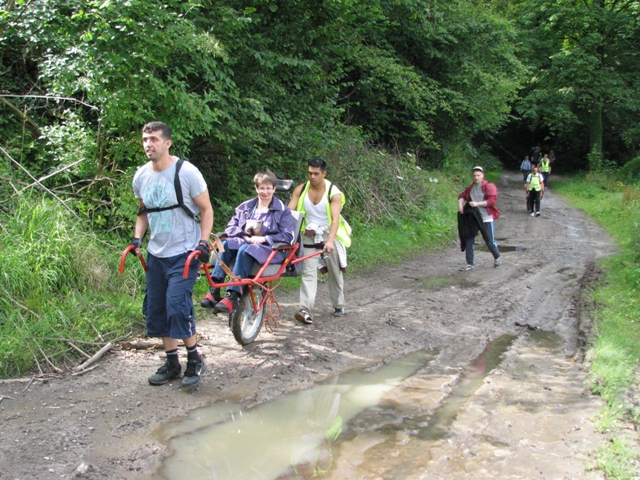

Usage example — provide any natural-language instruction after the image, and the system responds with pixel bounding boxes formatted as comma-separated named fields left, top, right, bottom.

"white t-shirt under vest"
left=303, top=192, right=328, bottom=227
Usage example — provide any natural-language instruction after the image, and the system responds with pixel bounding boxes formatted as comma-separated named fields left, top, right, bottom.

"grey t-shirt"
left=470, top=183, right=492, bottom=222
left=132, top=158, right=207, bottom=258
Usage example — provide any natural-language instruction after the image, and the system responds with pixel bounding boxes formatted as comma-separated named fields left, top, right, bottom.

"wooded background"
left=1, top=0, right=640, bottom=231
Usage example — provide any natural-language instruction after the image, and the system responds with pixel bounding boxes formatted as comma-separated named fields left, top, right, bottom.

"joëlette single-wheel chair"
left=119, top=180, right=324, bottom=346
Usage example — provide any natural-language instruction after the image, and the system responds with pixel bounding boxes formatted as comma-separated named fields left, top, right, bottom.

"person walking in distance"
left=520, top=155, right=532, bottom=183
left=457, top=166, right=501, bottom=271
left=288, top=157, right=351, bottom=324
left=540, top=153, right=552, bottom=188
left=525, top=163, right=545, bottom=217
left=131, top=121, right=214, bottom=388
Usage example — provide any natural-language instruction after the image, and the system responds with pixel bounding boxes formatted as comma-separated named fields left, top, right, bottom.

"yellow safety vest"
left=296, top=180, right=352, bottom=248
left=541, top=159, right=551, bottom=173
left=528, top=173, right=543, bottom=191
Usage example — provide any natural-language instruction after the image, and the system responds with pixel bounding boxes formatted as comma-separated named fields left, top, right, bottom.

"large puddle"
left=155, top=335, right=515, bottom=479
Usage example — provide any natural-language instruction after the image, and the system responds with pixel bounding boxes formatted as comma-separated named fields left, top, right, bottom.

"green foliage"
left=617, top=157, right=640, bottom=184
left=1, top=0, right=243, bottom=233
left=0, top=194, right=144, bottom=376
left=554, top=174, right=640, bottom=476
left=282, top=129, right=459, bottom=230
left=1, top=0, right=524, bottom=237
left=330, top=0, right=524, bottom=155
left=507, top=0, right=640, bottom=167
left=594, top=434, right=640, bottom=480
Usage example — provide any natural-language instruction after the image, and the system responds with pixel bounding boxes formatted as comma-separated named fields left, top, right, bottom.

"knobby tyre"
left=230, top=288, right=265, bottom=345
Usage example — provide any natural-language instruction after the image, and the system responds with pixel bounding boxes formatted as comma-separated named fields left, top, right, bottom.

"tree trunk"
left=588, top=102, right=603, bottom=170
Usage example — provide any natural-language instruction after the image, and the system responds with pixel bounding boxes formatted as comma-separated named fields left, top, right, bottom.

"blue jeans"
left=464, top=221, right=500, bottom=266
left=210, top=241, right=255, bottom=294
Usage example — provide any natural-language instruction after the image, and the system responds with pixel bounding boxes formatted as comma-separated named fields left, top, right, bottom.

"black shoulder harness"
left=138, top=159, right=200, bottom=222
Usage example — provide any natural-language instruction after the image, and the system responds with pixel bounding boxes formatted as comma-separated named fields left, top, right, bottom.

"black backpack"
left=140, top=158, right=199, bottom=222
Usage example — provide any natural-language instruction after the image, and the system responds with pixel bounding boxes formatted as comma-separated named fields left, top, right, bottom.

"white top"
left=303, top=192, right=329, bottom=227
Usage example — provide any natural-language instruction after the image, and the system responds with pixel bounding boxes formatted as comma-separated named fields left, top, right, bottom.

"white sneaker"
left=494, top=257, right=501, bottom=267
left=530, top=212, right=535, bottom=217
left=459, top=264, right=474, bottom=271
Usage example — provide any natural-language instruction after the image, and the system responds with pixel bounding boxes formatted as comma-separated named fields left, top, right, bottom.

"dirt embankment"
left=0, top=171, right=614, bottom=479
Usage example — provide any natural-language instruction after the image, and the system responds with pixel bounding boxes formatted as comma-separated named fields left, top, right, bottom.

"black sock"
left=186, top=344, right=200, bottom=361
left=166, top=349, right=180, bottom=368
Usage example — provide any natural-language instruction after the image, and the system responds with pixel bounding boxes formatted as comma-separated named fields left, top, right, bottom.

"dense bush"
left=0, top=195, right=144, bottom=377
left=616, top=157, right=640, bottom=184
left=0, top=0, right=521, bottom=236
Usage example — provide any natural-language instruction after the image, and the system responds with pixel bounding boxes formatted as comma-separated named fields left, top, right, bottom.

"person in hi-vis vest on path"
left=288, top=157, right=351, bottom=325
left=525, top=163, right=545, bottom=217
left=540, top=154, right=552, bottom=188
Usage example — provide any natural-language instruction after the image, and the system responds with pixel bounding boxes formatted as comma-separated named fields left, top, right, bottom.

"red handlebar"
left=183, top=249, right=202, bottom=278
left=119, top=245, right=147, bottom=273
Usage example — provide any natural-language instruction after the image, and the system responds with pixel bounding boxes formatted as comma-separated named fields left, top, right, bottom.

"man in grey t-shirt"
left=130, top=121, right=213, bottom=388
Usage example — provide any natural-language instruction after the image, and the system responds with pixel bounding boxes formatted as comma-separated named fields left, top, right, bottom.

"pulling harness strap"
left=138, top=159, right=200, bottom=221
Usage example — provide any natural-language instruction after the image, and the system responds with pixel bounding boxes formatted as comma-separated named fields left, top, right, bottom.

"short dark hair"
left=142, top=121, right=171, bottom=140
left=307, top=157, right=327, bottom=172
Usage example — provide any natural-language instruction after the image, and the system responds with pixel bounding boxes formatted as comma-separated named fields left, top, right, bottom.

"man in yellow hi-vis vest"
left=540, top=153, right=552, bottom=188
left=525, top=164, right=545, bottom=217
left=288, top=157, right=351, bottom=324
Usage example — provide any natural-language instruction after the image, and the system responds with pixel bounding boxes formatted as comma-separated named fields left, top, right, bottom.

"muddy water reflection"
left=322, top=335, right=516, bottom=479
left=418, top=334, right=515, bottom=442
left=157, top=336, right=515, bottom=479
left=157, top=350, right=434, bottom=480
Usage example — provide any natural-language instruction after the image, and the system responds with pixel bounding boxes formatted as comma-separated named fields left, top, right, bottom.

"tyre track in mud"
left=313, top=172, right=614, bottom=479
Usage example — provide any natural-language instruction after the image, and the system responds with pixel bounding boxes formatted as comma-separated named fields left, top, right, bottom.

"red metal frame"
left=183, top=242, right=323, bottom=318
left=119, top=244, right=147, bottom=273
left=119, top=240, right=323, bottom=322
left=184, top=242, right=319, bottom=286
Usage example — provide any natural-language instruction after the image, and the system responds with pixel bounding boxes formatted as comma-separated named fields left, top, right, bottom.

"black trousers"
left=527, top=190, right=541, bottom=213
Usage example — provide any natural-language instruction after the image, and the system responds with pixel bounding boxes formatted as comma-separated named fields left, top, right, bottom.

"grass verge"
left=554, top=173, right=640, bottom=478
left=0, top=195, right=145, bottom=377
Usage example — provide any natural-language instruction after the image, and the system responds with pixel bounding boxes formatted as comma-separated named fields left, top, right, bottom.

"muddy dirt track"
left=0, top=171, right=616, bottom=479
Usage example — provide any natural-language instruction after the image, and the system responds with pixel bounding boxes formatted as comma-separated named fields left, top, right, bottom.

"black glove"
left=197, top=240, right=211, bottom=264
left=129, top=237, right=141, bottom=254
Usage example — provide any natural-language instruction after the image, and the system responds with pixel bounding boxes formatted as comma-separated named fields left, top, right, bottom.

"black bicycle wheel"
left=230, top=288, right=265, bottom=346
